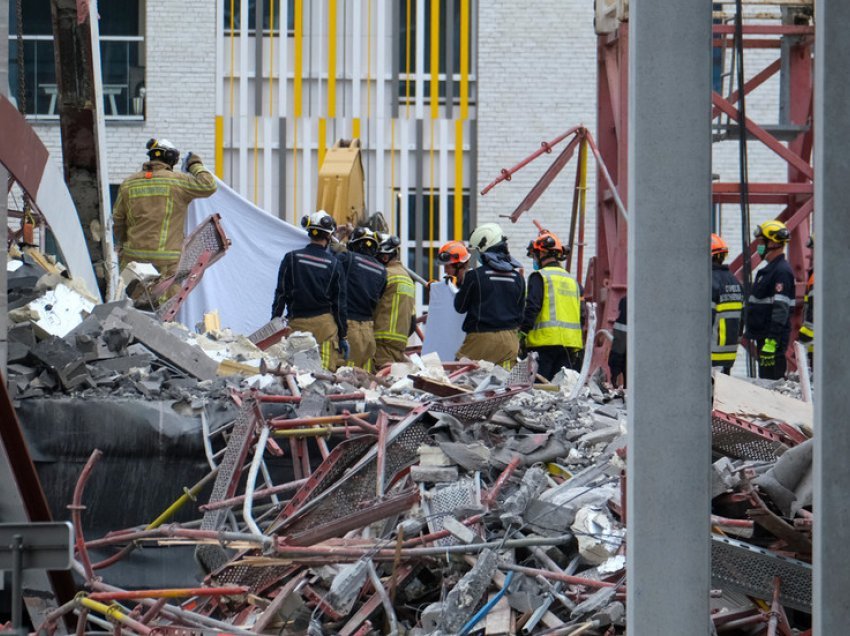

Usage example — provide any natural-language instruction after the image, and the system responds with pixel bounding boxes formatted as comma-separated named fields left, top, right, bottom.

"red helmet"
left=438, top=241, right=471, bottom=265
left=527, top=230, right=568, bottom=260
left=711, top=233, right=728, bottom=256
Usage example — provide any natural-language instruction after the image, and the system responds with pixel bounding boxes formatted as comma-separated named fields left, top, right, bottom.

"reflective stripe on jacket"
left=526, top=266, right=583, bottom=349
left=711, top=264, right=743, bottom=364
left=373, top=261, right=415, bottom=344
left=745, top=254, right=796, bottom=343
left=113, top=160, right=217, bottom=262
left=799, top=272, right=814, bottom=352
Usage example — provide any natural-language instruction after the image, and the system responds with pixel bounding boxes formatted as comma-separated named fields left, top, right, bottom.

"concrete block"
left=441, top=516, right=476, bottom=544
left=438, top=441, right=491, bottom=471
left=15, top=283, right=96, bottom=338
left=410, top=465, right=459, bottom=483
left=30, top=337, right=91, bottom=390
left=418, top=444, right=453, bottom=466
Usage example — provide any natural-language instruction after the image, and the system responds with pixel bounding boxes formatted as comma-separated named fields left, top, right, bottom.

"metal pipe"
left=484, top=457, right=521, bottom=507
left=258, top=392, right=365, bottom=403
left=244, top=425, right=271, bottom=536
left=88, top=587, right=248, bottom=601
left=146, top=466, right=220, bottom=530
left=376, top=412, right=389, bottom=497
left=458, top=571, right=515, bottom=636
left=500, top=563, right=616, bottom=590
left=78, top=597, right=153, bottom=635
left=199, top=477, right=307, bottom=512
left=70, top=449, right=103, bottom=582
left=85, top=526, right=273, bottom=550
left=366, top=560, right=398, bottom=636
left=585, top=132, right=628, bottom=222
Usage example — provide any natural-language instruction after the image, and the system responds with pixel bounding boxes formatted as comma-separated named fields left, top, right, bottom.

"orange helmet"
left=711, top=233, right=728, bottom=256
left=438, top=240, right=471, bottom=265
left=527, top=230, right=568, bottom=260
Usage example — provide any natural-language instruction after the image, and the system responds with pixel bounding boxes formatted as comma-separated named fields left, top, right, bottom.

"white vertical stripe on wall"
left=215, top=0, right=224, bottom=116
left=400, top=118, right=410, bottom=256
left=415, top=0, right=425, bottom=119
left=375, top=0, right=387, bottom=216
left=439, top=118, right=448, bottom=245
left=352, top=0, right=362, bottom=119
left=278, top=0, right=289, bottom=117
left=239, top=0, right=249, bottom=196
left=263, top=117, right=273, bottom=211
left=302, top=119, right=313, bottom=215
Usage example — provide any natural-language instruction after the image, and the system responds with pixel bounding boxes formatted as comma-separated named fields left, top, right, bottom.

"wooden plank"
left=713, top=372, right=813, bottom=434
left=484, top=594, right=514, bottom=635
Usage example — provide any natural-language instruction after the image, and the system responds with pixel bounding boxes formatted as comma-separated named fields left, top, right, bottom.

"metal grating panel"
left=423, top=477, right=479, bottom=547
left=507, top=356, right=537, bottom=387
left=214, top=563, right=294, bottom=595
left=711, top=535, right=811, bottom=612
left=196, top=402, right=259, bottom=572
left=712, top=411, right=791, bottom=462
left=279, top=420, right=429, bottom=538
left=175, top=214, right=229, bottom=280
left=429, top=385, right=531, bottom=422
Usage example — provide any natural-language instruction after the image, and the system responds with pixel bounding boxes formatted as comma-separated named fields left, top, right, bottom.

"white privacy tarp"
left=421, top=280, right=466, bottom=361
left=177, top=179, right=306, bottom=335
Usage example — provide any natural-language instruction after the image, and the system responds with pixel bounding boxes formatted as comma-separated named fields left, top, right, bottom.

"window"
left=8, top=0, right=146, bottom=119
left=396, top=189, right=470, bottom=282
left=398, top=0, right=463, bottom=104
left=224, top=0, right=295, bottom=34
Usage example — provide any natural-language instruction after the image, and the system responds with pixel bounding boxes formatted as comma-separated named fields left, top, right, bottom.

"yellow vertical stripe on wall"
left=430, top=0, right=440, bottom=120
left=353, top=118, right=361, bottom=139
left=460, top=0, right=470, bottom=119
left=328, top=0, right=337, bottom=117
left=215, top=115, right=224, bottom=177
left=318, top=118, right=327, bottom=168
left=294, top=0, right=304, bottom=117
left=454, top=119, right=464, bottom=239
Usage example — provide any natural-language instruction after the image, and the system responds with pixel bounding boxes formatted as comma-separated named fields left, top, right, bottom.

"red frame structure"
left=482, top=12, right=815, bottom=375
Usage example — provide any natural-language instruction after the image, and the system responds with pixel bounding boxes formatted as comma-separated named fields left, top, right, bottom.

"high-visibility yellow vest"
left=527, top=266, right=583, bottom=349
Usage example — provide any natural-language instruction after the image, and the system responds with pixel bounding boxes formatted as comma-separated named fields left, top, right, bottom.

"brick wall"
left=32, top=0, right=217, bottom=193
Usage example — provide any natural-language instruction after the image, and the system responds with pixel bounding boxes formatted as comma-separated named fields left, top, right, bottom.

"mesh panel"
left=508, top=357, right=537, bottom=387
left=213, top=563, right=294, bottom=595
left=711, top=412, right=790, bottom=462
left=429, top=385, right=531, bottom=422
left=711, top=535, right=811, bottom=612
left=196, top=403, right=258, bottom=572
left=424, top=477, right=479, bottom=547
left=280, top=421, right=429, bottom=537
left=175, top=216, right=229, bottom=279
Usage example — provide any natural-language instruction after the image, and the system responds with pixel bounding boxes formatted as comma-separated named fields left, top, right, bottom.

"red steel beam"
left=712, top=24, right=814, bottom=36
left=711, top=58, right=781, bottom=119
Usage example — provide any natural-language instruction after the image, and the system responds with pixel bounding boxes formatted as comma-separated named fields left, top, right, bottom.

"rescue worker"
left=519, top=230, right=584, bottom=380
left=454, top=223, right=525, bottom=368
left=711, top=233, right=744, bottom=374
left=338, top=228, right=387, bottom=371
left=373, top=234, right=416, bottom=367
left=271, top=211, right=348, bottom=370
left=745, top=220, right=795, bottom=380
left=798, top=235, right=814, bottom=362
left=113, top=139, right=217, bottom=278
left=437, top=241, right=472, bottom=285
left=608, top=296, right=627, bottom=388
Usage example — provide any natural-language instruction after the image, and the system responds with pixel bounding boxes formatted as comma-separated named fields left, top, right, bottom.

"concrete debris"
left=4, top=250, right=820, bottom=635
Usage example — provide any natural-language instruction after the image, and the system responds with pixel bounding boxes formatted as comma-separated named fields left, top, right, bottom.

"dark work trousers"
left=753, top=338, right=787, bottom=380
left=531, top=346, right=582, bottom=381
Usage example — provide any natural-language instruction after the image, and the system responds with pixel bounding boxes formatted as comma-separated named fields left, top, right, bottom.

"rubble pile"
left=5, top=251, right=816, bottom=635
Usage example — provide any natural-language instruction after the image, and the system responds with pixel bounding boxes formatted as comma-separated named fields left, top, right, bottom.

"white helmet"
left=301, top=210, right=337, bottom=238
left=469, top=223, right=506, bottom=253
left=146, top=138, right=180, bottom=165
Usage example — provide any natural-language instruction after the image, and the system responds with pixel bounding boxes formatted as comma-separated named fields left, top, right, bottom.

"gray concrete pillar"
left=627, top=0, right=712, bottom=632
left=0, top=0, right=9, bottom=376
left=813, top=0, right=850, bottom=630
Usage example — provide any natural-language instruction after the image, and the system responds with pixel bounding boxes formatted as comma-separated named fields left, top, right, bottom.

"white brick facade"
left=31, top=0, right=217, bottom=191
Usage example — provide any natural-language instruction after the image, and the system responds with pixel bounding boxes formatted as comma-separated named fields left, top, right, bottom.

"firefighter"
left=454, top=223, right=525, bottom=368
left=373, top=234, right=416, bottom=367
left=338, top=227, right=387, bottom=371
left=519, top=230, right=584, bottom=380
left=113, top=139, right=217, bottom=279
left=745, top=220, right=795, bottom=380
left=711, top=234, right=744, bottom=374
left=271, top=211, right=348, bottom=370
left=608, top=296, right=627, bottom=388
left=437, top=240, right=472, bottom=285
left=798, top=235, right=814, bottom=362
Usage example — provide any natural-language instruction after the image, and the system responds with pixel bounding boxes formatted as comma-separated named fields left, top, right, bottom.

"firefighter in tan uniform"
left=454, top=223, right=526, bottom=368
left=373, top=234, right=416, bottom=368
left=113, top=139, right=217, bottom=278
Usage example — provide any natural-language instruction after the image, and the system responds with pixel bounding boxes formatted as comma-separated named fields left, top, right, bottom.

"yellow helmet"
left=754, top=220, right=790, bottom=244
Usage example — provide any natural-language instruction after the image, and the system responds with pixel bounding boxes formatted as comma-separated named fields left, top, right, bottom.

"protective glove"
left=181, top=151, right=196, bottom=173
left=759, top=338, right=777, bottom=368
left=761, top=338, right=777, bottom=354
left=338, top=338, right=350, bottom=361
